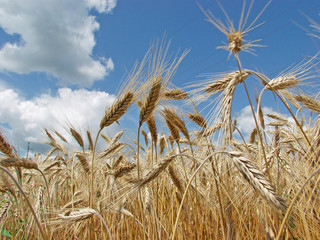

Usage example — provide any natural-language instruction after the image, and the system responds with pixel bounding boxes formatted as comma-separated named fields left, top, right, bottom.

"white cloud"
left=235, top=105, right=294, bottom=139
left=87, top=0, right=118, bottom=13
left=0, top=0, right=117, bottom=86
left=0, top=87, right=117, bottom=151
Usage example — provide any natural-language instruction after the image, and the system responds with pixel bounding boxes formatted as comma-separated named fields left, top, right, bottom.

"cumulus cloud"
left=235, top=105, right=294, bottom=139
left=0, top=87, right=117, bottom=152
left=0, top=0, right=117, bottom=86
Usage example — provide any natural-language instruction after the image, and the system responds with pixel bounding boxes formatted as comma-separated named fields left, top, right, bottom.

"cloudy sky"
left=0, top=0, right=319, bottom=154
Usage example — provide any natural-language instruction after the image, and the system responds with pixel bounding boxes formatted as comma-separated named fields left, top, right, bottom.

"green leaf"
left=0, top=229, right=12, bottom=238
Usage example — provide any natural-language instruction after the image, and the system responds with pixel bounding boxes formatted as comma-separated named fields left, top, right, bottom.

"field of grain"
left=1, top=3, right=320, bottom=240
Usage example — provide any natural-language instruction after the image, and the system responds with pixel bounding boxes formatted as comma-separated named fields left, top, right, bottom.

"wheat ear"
left=58, top=208, right=112, bottom=239
left=163, top=89, right=189, bottom=100
left=100, top=91, right=134, bottom=129
left=188, top=112, right=207, bottom=128
left=295, top=94, right=320, bottom=114
left=1, top=157, right=39, bottom=170
left=139, top=77, right=162, bottom=126
left=76, top=153, right=90, bottom=173
left=70, top=128, right=84, bottom=149
left=135, top=154, right=175, bottom=188
left=0, top=132, right=14, bottom=157
left=229, top=151, right=287, bottom=212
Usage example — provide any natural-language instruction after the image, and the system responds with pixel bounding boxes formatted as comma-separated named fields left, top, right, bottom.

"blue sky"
left=0, top=0, right=319, bottom=154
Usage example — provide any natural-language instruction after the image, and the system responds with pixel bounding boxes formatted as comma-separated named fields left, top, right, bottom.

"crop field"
left=1, top=2, right=320, bottom=240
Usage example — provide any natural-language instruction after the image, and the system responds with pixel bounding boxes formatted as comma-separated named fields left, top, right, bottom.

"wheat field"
left=1, top=3, right=320, bottom=240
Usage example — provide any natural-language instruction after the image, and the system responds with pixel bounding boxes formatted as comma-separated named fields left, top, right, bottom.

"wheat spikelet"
left=0, top=132, right=14, bottom=157
left=76, top=154, right=90, bottom=173
left=203, top=123, right=222, bottom=137
left=168, top=164, right=184, bottom=194
left=54, top=131, right=68, bottom=143
left=99, top=143, right=125, bottom=159
left=165, top=118, right=180, bottom=142
left=35, top=186, right=44, bottom=220
left=101, top=133, right=111, bottom=143
left=266, top=76, right=299, bottom=91
left=163, top=108, right=190, bottom=140
left=135, top=154, right=175, bottom=188
left=110, top=163, right=136, bottom=178
left=146, top=115, right=157, bottom=144
left=220, top=81, right=237, bottom=131
left=268, top=121, right=288, bottom=127
left=188, top=113, right=207, bottom=128
left=111, top=130, right=125, bottom=144
left=1, top=157, right=39, bottom=170
left=159, top=135, right=166, bottom=154
left=100, top=91, right=134, bottom=129
left=70, top=128, right=84, bottom=149
left=266, top=113, right=287, bottom=122
left=163, top=89, right=189, bottom=100
left=205, top=71, right=249, bottom=94
left=87, top=130, right=93, bottom=151
left=141, top=129, right=149, bottom=146
left=132, top=140, right=145, bottom=152
left=229, top=151, right=287, bottom=212
left=58, top=208, right=96, bottom=222
left=295, top=95, right=320, bottom=114
left=62, top=199, right=84, bottom=210
left=44, top=161, right=61, bottom=172
left=112, top=155, right=124, bottom=169
left=257, top=105, right=265, bottom=129
left=139, top=77, right=162, bottom=126
left=282, top=90, right=301, bottom=109
left=249, top=128, right=257, bottom=144
left=45, top=128, right=56, bottom=144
